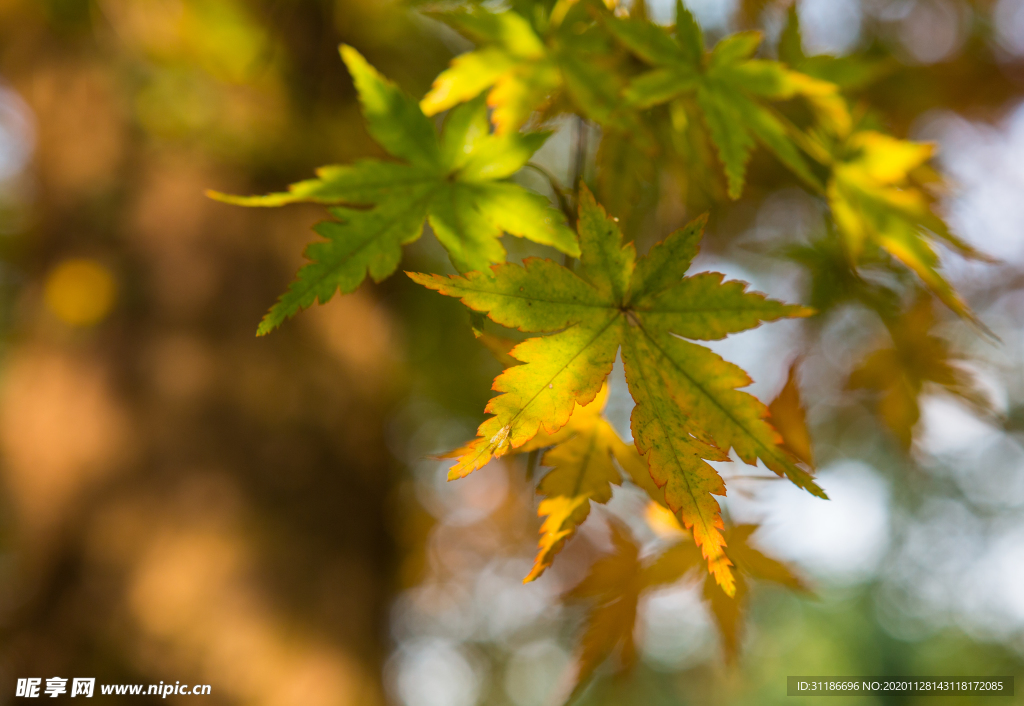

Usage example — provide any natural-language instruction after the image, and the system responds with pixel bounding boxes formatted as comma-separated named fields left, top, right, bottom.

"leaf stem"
left=525, top=449, right=540, bottom=481
left=571, top=115, right=589, bottom=207
left=566, top=115, right=589, bottom=267
left=524, top=162, right=574, bottom=226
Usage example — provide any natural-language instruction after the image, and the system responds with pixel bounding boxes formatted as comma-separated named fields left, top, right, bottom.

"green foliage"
left=210, top=45, right=577, bottom=334
left=606, top=0, right=847, bottom=198
left=208, top=1, right=1004, bottom=699
left=421, top=1, right=637, bottom=133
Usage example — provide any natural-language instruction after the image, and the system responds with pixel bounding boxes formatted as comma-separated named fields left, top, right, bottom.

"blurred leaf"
left=767, top=360, right=814, bottom=467
left=566, top=517, right=807, bottom=697
left=702, top=524, right=809, bottom=660
left=827, top=130, right=994, bottom=324
left=210, top=46, right=577, bottom=334
left=645, top=520, right=809, bottom=662
left=566, top=519, right=646, bottom=700
left=595, top=128, right=658, bottom=229
left=778, top=5, right=893, bottom=91
left=411, top=188, right=822, bottom=589
left=605, top=1, right=848, bottom=198
left=421, top=2, right=639, bottom=134
left=776, top=7, right=986, bottom=323
left=783, top=233, right=903, bottom=319
left=473, top=329, right=522, bottom=368
left=847, top=298, right=990, bottom=449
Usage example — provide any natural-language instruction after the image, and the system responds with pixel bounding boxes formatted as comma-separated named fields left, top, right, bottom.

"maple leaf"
left=209, top=45, right=578, bottom=334
left=564, top=519, right=645, bottom=698
left=605, top=0, right=848, bottom=198
left=410, top=187, right=824, bottom=590
left=847, top=297, right=989, bottom=449
left=768, top=360, right=814, bottom=467
left=475, top=335, right=652, bottom=583
left=827, top=129, right=993, bottom=322
left=638, top=512, right=808, bottom=663
left=420, top=2, right=637, bottom=134
left=777, top=5, right=894, bottom=92
left=566, top=517, right=806, bottom=697
left=699, top=523, right=809, bottom=660
left=772, top=6, right=991, bottom=323
left=508, top=383, right=645, bottom=582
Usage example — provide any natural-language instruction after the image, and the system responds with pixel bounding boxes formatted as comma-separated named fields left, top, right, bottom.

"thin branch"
left=525, top=449, right=541, bottom=481
left=571, top=115, right=589, bottom=205
left=523, top=162, right=574, bottom=226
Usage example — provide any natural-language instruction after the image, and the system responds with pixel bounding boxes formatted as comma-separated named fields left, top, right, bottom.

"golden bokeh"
left=43, top=258, right=118, bottom=327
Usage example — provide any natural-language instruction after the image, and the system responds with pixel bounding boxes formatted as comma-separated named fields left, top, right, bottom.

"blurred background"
left=0, top=0, right=1023, bottom=704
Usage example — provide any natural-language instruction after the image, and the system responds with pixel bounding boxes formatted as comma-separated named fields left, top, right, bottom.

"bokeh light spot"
left=798, top=0, right=864, bottom=56
left=44, top=258, right=117, bottom=327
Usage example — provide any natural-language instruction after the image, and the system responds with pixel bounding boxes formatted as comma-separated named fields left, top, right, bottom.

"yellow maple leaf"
left=516, top=384, right=637, bottom=582
left=412, top=188, right=824, bottom=593
left=828, top=131, right=994, bottom=323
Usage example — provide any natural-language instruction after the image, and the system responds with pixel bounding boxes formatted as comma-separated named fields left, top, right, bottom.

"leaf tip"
left=206, top=189, right=257, bottom=206
left=709, top=554, right=736, bottom=597
left=255, top=317, right=278, bottom=337
left=338, top=43, right=360, bottom=64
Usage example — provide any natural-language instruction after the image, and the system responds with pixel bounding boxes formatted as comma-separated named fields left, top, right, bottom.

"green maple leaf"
left=605, top=0, right=848, bottom=198
left=209, top=45, right=578, bottom=335
left=409, top=187, right=825, bottom=588
left=778, top=5, right=894, bottom=92
left=420, top=2, right=636, bottom=134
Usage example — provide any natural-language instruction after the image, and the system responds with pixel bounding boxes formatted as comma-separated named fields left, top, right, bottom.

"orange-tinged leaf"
left=847, top=298, right=989, bottom=449
left=528, top=496, right=593, bottom=580
left=707, top=524, right=810, bottom=661
left=518, top=385, right=628, bottom=582
left=647, top=514, right=807, bottom=661
left=704, top=571, right=745, bottom=661
left=566, top=520, right=645, bottom=698
left=411, top=187, right=822, bottom=589
left=768, top=360, right=814, bottom=467
left=726, top=524, right=809, bottom=594
left=567, top=517, right=808, bottom=692
left=620, top=330, right=735, bottom=594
